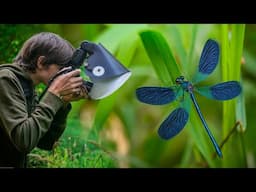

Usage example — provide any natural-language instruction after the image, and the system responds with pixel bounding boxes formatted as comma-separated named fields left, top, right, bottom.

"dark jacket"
left=0, top=63, right=71, bottom=168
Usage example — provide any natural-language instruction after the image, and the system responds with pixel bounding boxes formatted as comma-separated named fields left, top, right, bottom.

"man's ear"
left=37, top=56, right=46, bottom=70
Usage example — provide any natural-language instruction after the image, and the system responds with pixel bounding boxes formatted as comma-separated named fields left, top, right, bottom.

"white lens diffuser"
left=88, top=72, right=131, bottom=100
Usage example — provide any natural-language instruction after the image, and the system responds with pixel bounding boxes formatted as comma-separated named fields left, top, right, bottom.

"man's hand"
left=48, top=67, right=89, bottom=102
left=61, top=84, right=89, bottom=102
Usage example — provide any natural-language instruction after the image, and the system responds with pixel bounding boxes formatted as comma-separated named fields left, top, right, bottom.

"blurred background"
left=0, top=24, right=255, bottom=168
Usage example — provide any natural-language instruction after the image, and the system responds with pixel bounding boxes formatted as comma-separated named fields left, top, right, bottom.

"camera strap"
left=15, top=74, right=35, bottom=116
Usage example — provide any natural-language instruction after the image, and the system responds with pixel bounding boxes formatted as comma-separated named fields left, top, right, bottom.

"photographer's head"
left=14, top=32, right=75, bottom=85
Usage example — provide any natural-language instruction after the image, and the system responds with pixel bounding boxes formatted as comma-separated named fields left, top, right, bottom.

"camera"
left=45, top=40, right=131, bottom=100
left=47, top=41, right=94, bottom=97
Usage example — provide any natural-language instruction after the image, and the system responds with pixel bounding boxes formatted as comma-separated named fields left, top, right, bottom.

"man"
left=0, top=32, right=87, bottom=167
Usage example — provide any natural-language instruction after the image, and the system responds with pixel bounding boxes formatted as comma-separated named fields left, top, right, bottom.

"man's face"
left=40, top=64, right=61, bottom=85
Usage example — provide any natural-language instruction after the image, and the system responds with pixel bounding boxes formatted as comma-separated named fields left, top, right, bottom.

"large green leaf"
left=139, top=30, right=180, bottom=86
left=95, top=24, right=148, bottom=52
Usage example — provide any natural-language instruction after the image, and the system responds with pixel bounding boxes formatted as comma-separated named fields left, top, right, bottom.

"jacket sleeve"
left=0, top=71, right=64, bottom=153
left=37, top=103, right=72, bottom=150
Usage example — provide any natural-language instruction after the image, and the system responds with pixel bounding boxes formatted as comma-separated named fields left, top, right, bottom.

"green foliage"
left=28, top=140, right=117, bottom=168
left=1, top=24, right=253, bottom=168
left=139, top=29, right=220, bottom=167
left=0, top=24, right=43, bottom=63
left=28, top=119, right=117, bottom=168
left=220, top=24, right=246, bottom=167
left=139, top=30, right=180, bottom=85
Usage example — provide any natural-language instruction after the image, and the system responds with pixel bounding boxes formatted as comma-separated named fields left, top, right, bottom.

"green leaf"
left=187, top=24, right=198, bottom=77
left=221, top=24, right=246, bottom=167
left=167, top=25, right=188, bottom=70
left=236, top=85, right=247, bottom=132
left=116, top=33, right=139, bottom=66
left=139, top=30, right=181, bottom=85
left=96, top=24, right=149, bottom=52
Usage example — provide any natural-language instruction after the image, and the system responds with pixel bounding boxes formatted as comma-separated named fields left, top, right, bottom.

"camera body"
left=47, top=41, right=94, bottom=94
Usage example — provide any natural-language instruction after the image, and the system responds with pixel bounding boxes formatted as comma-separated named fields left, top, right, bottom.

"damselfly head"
left=175, top=76, right=185, bottom=84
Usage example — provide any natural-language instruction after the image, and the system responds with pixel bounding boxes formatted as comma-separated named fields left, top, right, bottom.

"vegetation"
left=0, top=24, right=255, bottom=168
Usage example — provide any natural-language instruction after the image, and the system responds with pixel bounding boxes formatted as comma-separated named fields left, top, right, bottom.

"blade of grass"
left=236, top=82, right=247, bottom=132
left=187, top=24, right=198, bottom=79
left=139, top=30, right=180, bottom=85
left=180, top=138, right=193, bottom=167
left=221, top=24, right=246, bottom=167
left=167, top=25, right=188, bottom=70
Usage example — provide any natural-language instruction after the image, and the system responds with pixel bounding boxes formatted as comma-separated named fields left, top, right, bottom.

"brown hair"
left=14, top=32, right=75, bottom=72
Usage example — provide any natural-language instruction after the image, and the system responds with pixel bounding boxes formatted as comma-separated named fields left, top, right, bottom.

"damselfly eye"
left=175, top=76, right=184, bottom=84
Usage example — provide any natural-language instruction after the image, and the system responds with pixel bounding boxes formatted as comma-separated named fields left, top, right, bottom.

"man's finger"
left=60, top=87, right=81, bottom=96
left=70, top=77, right=83, bottom=83
left=65, top=69, right=81, bottom=78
